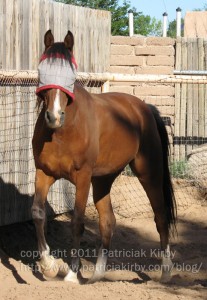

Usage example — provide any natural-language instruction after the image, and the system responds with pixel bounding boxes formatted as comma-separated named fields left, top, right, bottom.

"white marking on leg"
left=160, top=244, right=173, bottom=283
left=40, top=243, right=50, bottom=259
left=64, top=269, right=79, bottom=283
left=88, top=245, right=108, bottom=283
left=39, top=244, right=59, bottom=278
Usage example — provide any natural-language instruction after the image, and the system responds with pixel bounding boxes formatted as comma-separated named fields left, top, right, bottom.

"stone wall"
left=109, top=36, right=176, bottom=146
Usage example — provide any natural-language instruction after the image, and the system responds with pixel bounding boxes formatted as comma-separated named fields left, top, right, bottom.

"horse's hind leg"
left=130, top=155, right=173, bottom=282
left=31, top=169, right=57, bottom=277
left=88, top=175, right=116, bottom=283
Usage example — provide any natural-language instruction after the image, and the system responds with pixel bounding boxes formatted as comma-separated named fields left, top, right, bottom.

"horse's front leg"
left=87, top=176, right=116, bottom=284
left=64, top=168, right=92, bottom=283
left=31, top=169, right=57, bottom=277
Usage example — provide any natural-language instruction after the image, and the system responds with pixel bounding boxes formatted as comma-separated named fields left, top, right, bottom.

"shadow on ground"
left=0, top=206, right=206, bottom=290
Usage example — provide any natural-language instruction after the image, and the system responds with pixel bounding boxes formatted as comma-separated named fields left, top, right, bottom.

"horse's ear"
left=64, top=31, right=74, bottom=52
left=44, top=30, right=54, bottom=51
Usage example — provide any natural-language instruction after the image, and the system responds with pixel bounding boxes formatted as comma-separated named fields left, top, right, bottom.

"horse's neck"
left=64, top=85, right=93, bottom=128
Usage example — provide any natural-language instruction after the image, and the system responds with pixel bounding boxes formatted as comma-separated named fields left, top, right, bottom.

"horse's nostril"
left=45, top=111, right=56, bottom=123
left=46, top=111, right=50, bottom=121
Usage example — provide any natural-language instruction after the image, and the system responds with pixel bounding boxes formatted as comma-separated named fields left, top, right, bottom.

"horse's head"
left=37, top=30, right=77, bottom=129
left=41, top=88, right=70, bottom=129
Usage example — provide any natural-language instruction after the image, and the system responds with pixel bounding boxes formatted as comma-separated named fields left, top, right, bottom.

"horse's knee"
left=31, top=204, right=45, bottom=221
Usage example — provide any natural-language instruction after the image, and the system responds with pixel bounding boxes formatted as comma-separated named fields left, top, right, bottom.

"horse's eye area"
left=39, top=91, right=47, bottom=100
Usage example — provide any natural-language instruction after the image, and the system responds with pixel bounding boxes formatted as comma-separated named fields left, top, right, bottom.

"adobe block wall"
left=109, top=36, right=176, bottom=146
left=110, top=36, right=175, bottom=75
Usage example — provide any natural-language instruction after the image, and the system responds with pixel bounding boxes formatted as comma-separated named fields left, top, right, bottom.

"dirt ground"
left=0, top=190, right=207, bottom=299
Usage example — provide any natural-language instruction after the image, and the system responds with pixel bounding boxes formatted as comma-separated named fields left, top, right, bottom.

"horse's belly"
left=93, top=138, right=138, bottom=176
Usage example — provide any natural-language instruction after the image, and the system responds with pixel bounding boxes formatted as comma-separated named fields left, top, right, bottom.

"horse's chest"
left=38, top=144, right=74, bottom=178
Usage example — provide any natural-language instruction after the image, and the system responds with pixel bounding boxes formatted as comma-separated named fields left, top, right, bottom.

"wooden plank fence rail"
left=175, top=37, right=207, bottom=160
left=1, top=70, right=207, bottom=84
left=0, top=0, right=111, bottom=72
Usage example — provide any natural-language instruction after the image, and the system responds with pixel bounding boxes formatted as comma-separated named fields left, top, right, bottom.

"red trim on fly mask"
left=36, top=85, right=75, bottom=100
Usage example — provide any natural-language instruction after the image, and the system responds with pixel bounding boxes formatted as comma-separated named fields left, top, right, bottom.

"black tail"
left=148, top=104, right=177, bottom=235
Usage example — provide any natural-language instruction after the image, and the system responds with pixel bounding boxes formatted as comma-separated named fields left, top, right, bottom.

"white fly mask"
left=36, top=52, right=77, bottom=100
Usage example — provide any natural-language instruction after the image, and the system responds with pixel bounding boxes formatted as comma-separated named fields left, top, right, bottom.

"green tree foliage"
left=167, top=18, right=184, bottom=38
left=167, top=2, right=207, bottom=38
left=55, top=0, right=162, bottom=36
left=135, top=15, right=162, bottom=36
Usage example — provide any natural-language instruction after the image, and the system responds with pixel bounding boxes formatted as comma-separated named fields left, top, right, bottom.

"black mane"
left=45, top=42, right=74, bottom=70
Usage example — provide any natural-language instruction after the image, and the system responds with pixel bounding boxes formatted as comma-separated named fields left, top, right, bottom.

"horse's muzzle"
left=45, top=110, right=65, bottom=128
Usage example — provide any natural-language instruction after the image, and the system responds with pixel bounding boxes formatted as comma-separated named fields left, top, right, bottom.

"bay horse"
left=32, top=30, right=176, bottom=284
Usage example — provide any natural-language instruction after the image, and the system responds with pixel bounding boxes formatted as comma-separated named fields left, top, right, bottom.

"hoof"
left=161, top=253, right=173, bottom=283
left=64, top=269, right=80, bottom=284
left=39, top=256, right=59, bottom=278
left=57, top=262, right=69, bottom=278
left=160, top=272, right=171, bottom=283
left=87, top=273, right=103, bottom=284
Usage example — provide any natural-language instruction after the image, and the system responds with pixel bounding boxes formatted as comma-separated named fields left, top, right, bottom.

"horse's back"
left=76, top=84, right=153, bottom=125
left=92, top=91, right=156, bottom=133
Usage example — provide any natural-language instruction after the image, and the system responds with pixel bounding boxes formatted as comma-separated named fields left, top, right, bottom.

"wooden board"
left=0, top=0, right=111, bottom=72
left=175, top=37, right=207, bottom=160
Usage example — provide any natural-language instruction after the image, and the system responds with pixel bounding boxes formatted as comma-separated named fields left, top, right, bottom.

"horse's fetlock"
left=72, top=221, right=85, bottom=236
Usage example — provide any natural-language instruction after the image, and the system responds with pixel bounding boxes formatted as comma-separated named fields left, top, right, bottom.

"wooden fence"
left=0, top=0, right=111, bottom=72
left=175, top=37, right=207, bottom=160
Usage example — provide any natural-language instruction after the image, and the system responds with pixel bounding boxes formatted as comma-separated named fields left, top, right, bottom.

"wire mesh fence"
left=0, top=70, right=206, bottom=225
